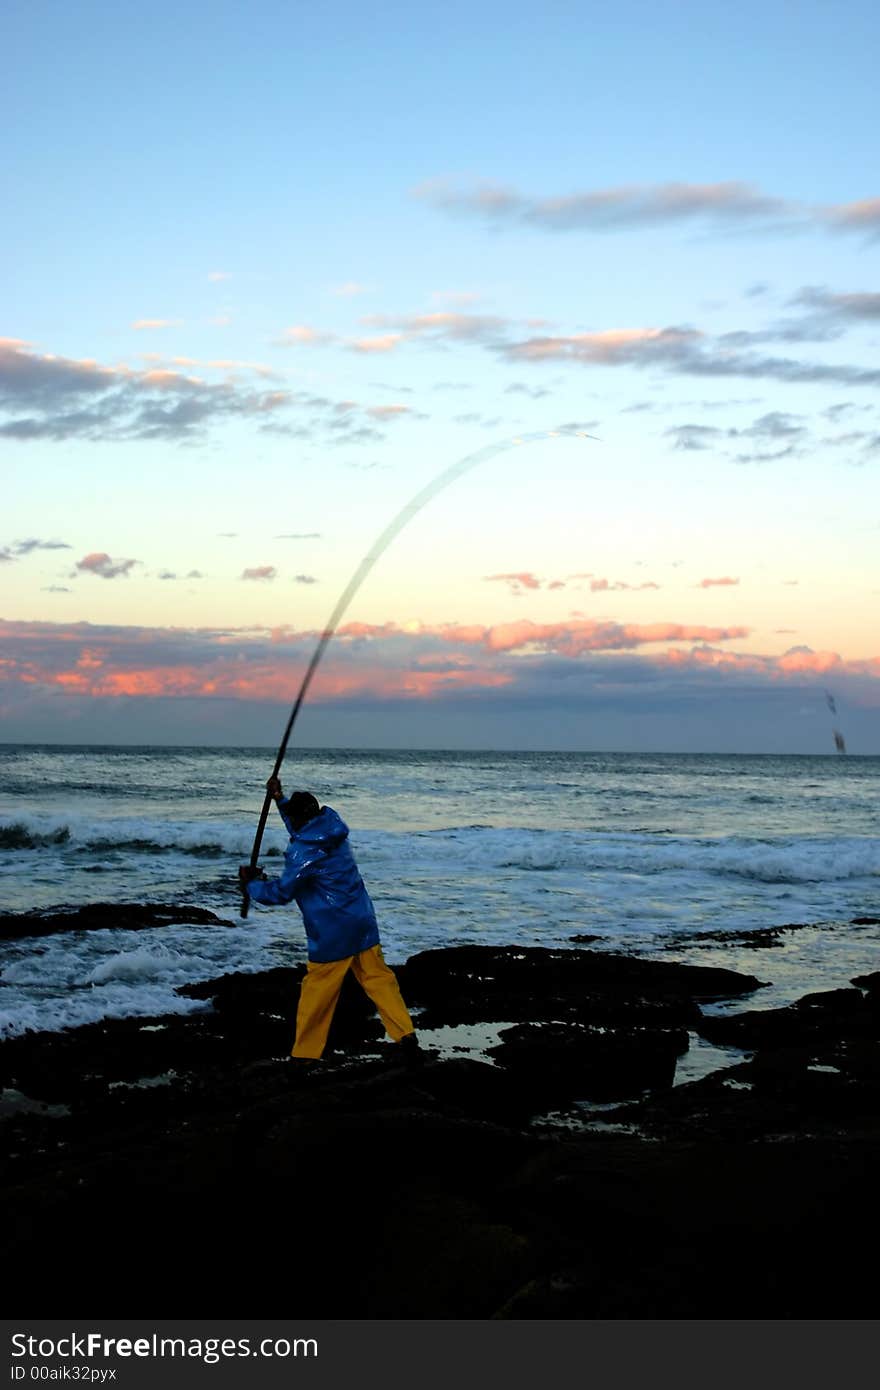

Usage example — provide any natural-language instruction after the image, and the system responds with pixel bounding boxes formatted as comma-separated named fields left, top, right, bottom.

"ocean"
left=1, top=744, right=878, bottom=1041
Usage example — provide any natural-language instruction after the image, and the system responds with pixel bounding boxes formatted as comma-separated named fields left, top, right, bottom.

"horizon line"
left=0, top=741, right=866, bottom=758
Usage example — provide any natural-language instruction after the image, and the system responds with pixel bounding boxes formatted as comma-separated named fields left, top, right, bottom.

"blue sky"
left=2, top=0, right=878, bottom=749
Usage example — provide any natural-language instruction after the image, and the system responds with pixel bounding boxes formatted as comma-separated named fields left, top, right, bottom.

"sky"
left=2, top=0, right=878, bottom=751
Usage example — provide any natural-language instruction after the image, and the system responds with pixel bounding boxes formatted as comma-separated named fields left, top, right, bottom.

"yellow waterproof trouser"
left=292, top=944, right=415, bottom=1059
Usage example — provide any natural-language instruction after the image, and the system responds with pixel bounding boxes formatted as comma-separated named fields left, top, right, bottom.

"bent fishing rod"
left=240, top=426, right=599, bottom=916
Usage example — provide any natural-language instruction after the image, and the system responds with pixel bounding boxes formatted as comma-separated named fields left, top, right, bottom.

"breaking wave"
left=0, top=823, right=70, bottom=849
left=0, top=816, right=284, bottom=858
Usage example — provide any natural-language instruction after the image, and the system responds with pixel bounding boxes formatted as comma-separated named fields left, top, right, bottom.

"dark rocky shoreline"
left=2, top=926, right=879, bottom=1317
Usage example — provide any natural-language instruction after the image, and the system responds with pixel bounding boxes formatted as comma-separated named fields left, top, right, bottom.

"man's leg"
left=351, top=944, right=415, bottom=1042
left=292, top=956, right=353, bottom=1058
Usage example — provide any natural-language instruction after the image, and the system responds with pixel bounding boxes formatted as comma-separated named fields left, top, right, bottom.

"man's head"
left=286, top=791, right=321, bottom=831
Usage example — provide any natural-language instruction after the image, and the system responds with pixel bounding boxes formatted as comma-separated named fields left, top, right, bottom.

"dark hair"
left=286, top=791, right=321, bottom=829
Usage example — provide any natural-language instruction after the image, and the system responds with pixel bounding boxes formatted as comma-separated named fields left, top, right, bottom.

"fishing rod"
left=240, top=425, right=599, bottom=916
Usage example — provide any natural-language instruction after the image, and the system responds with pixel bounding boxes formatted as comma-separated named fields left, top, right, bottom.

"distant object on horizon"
left=825, top=691, right=846, bottom=753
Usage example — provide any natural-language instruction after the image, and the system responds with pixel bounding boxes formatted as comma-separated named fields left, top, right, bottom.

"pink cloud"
left=131, top=319, right=182, bottom=330
left=241, top=566, right=277, bottom=581
left=2, top=621, right=879, bottom=722
left=365, top=404, right=412, bottom=419
left=656, top=644, right=859, bottom=680
left=484, top=572, right=543, bottom=591
left=75, top=552, right=137, bottom=580
left=436, top=618, right=750, bottom=656
left=698, top=576, right=740, bottom=589
left=589, top=577, right=661, bottom=592
left=278, top=325, right=336, bottom=345
left=503, top=327, right=698, bottom=364
left=361, top=311, right=507, bottom=342
left=348, top=335, right=405, bottom=354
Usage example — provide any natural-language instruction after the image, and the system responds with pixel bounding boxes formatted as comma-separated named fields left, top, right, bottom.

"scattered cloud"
left=294, top=574, right=318, bottom=585
left=330, top=281, right=371, bottom=297
left=500, top=326, right=880, bottom=389
left=666, top=423, right=722, bottom=451
left=824, top=198, right=880, bottom=236
left=241, top=566, right=277, bottom=581
left=1, top=537, right=71, bottom=558
left=348, top=334, right=406, bottom=354
left=698, top=576, right=740, bottom=589
left=484, top=572, right=660, bottom=596
left=736, top=412, right=804, bottom=438
left=356, top=310, right=508, bottom=350
left=666, top=410, right=807, bottom=453
left=0, top=338, right=409, bottom=445
left=131, top=319, right=183, bottom=330
left=792, top=286, right=880, bottom=320
left=0, top=339, right=294, bottom=442
left=485, top=572, right=542, bottom=592
left=75, top=552, right=137, bottom=580
left=275, top=532, right=321, bottom=540
left=365, top=403, right=417, bottom=419
left=277, top=324, right=336, bottom=345
left=415, top=177, right=880, bottom=241
left=413, top=178, right=794, bottom=232
left=589, top=577, right=661, bottom=592
left=208, top=271, right=231, bottom=281
left=141, top=353, right=279, bottom=379
left=41, top=586, right=71, bottom=593
left=505, top=382, right=552, bottom=398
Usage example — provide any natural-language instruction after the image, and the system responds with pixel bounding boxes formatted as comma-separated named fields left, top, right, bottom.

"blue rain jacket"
left=246, top=803, right=380, bottom=963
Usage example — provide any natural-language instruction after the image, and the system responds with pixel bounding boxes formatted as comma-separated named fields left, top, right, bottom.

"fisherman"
left=239, top=778, right=420, bottom=1064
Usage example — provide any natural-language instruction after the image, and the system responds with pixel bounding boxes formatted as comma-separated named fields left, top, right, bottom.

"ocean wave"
left=3, top=810, right=877, bottom=890
left=0, top=918, right=284, bottom=1038
left=360, top=827, right=880, bottom=886
left=0, top=815, right=285, bottom=859
left=0, top=823, right=70, bottom=849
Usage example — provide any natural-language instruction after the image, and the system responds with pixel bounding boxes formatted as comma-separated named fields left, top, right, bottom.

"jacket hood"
left=294, top=805, right=349, bottom=849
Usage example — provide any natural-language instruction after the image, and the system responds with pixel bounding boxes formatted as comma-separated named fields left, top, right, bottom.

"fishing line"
left=240, top=425, right=599, bottom=915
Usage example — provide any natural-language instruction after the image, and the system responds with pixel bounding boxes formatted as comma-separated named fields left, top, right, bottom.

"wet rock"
left=178, top=962, right=386, bottom=1048
left=0, top=903, right=236, bottom=940
left=490, top=1131, right=880, bottom=1317
left=853, top=970, right=880, bottom=996
left=488, top=1021, right=688, bottom=1101
left=697, top=985, right=880, bottom=1052
left=397, top=945, right=763, bottom=1030
left=662, top=925, right=786, bottom=950
left=2, top=934, right=880, bottom=1318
